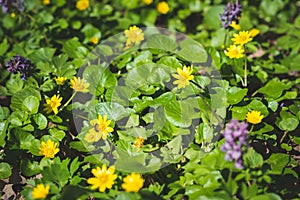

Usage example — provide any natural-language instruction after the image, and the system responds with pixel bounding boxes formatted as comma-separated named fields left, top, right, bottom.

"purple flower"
left=0, top=0, right=24, bottom=14
left=6, top=54, right=32, bottom=80
left=220, top=119, right=248, bottom=169
left=219, top=0, right=242, bottom=29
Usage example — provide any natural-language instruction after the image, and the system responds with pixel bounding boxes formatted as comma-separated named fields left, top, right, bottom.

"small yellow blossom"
left=143, top=0, right=153, bottom=5
left=54, top=77, right=67, bottom=85
left=32, top=184, right=50, bottom=199
left=133, top=137, right=144, bottom=148
left=87, top=164, right=118, bottom=192
left=225, top=45, right=244, bottom=59
left=39, top=139, right=59, bottom=158
left=76, top=0, right=89, bottom=11
left=91, top=115, right=114, bottom=140
left=230, top=21, right=241, bottom=30
left=70, top=77, right=89, bottom=93
left=157, top=1, right=169, bottom=14
left=42, top=0, right=50, bottom=5
left=124, top=26, right=144, bottom=47
left=249, top=28, right=260, bottom=38
left=246, top=110, right=264, bottom=124
left=84, top=128, right=102, bottom=143
left=43, top=94, right=63, bottom=114
left=172, top=66, right=194, bottom=89
left=10, top=12, right=16, bottom=18
left=91, top=37, right=99, bottom=44
left=231, top=31, right=252, bottom=46
left=122, top=173, right=144, bottom=192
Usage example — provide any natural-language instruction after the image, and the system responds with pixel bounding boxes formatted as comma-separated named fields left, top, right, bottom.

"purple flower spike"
left=219, top=0, right=242, bottom=29
left=6, top=54, right=32, bottom=80
left=221, top=119, right=248, bottom=169
left=0, top=0, right=24, bottom=14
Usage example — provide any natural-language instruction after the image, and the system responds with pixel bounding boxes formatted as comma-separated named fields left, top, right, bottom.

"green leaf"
left=243, top=148, right=264, bottom=168
left=0, top=121, right=7, bottom=147
left=268, top=100, right=278, bottom=112
left=247, top=99, right=269, bottom=117
left=154, top=92, right=175, bottom=105
left=227, top=87, right=248, bottom=105
left=258, top=79, right=291, bottom=99
left=157, top=56, right=182, bottom=70
left=41, top=157, right=70, bottom=187
left=178, top=39, right=208, bottom=63
left=70, top=157, right=80, bottom=176
left=96, top=102, right=134, bottom=121
left=0, top=106, right=10, bottom=121
left=6, top=74, right=24, bottom=94
left=0, top=162, right=12, bottom=179
left=10, top=87, right=41, bottom=111
left=250, top=193, right=282, bottom=200
left=164, top=99, right=193, bottom=128
left=116, top=192, right=140, bottom=200
left=81, top=24, right=101, bottom=44
left=203, top=5, right=225, bottom=30
left=125, top=63, right=171, bottom=88
left=49, top=128, right=66, bottom=141
left=278, top=117, right=299, bottom=131
left=265, top=153, right=290, bottom=175
left=83, top=65, right=117, bottom=94
left=13, top=129, right=35, bottom=150
left=0, top=38, right=9, bottom=55
left=22, top=96, right=39, bottom=114
left=21, top=160, right=40, bottom=177
left=33, top=113, right=48, bottom=130
left=9, top=111, right=27, bottom=126
left=61, top=37, right=89, bottom=59
left=28, top=48, right=56, bottom=63
left=147, top=34, right=177, bottom=53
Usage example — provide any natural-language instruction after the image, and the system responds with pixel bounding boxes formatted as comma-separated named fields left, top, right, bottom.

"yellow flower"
left=124, top=26, right=144, bottom=47
left=121, top=173, right=144, bottom=192
left=70, top=77, right=89, bottom=93
left=230, top=21, right=240, bottom=30
left=157, top=1, right=169, bottom=14
left=231, top=31, right=252, bottom=46
left=246, top=110, right=264, bottom=124
left=39, top=139, right=59, bottom=158
left=249, top=28, right=260, bottom=38
left=32, top=184, right=50, bottom=199
left=87, top=164, right=118, bottom=192
left=84, top=128, right=102, bottom=143
left=91, top=37, right=99, bottom=44
left=54, top=77, right=67, bottom=85
left=42, top=0, right=50, bottom=5
left=133, top=137, right=144, bottom=148
left=172, top=66, right=194, bottom=89
left=43, top=94, right=63, bottom=115
left=89, top=115, right=114, bottom=141
left=143, top=0, right=153, bottom=5
left=10, top=12, right=16, bottom=18
left=225, top=45, right=244, bottom=59
left=76, top=0, right=89, bottom=11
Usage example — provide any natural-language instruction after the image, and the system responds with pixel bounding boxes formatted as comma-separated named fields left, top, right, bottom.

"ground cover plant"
left=0, top=0, right=300, bottom=199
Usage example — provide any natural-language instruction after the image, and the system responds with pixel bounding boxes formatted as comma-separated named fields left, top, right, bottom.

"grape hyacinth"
left=6, top=54, right=32, bottom=80
left=0, top=0, right=24, bottom=14
left=220, top=119, right=248, bottom=169
left=219, top=0, right=242, bottom=29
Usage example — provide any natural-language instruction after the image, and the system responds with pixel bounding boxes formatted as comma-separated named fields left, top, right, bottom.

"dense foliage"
left=0, top=0, right=299, bottom=199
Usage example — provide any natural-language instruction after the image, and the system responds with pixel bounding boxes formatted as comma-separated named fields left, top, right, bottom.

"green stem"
left=60, top=92, right=77, bottom=111
left=243, top=55, right=247, bottom=87
left=280, top=130, right=289, bottom=143
left=249, top=125, right=254, bottom=134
